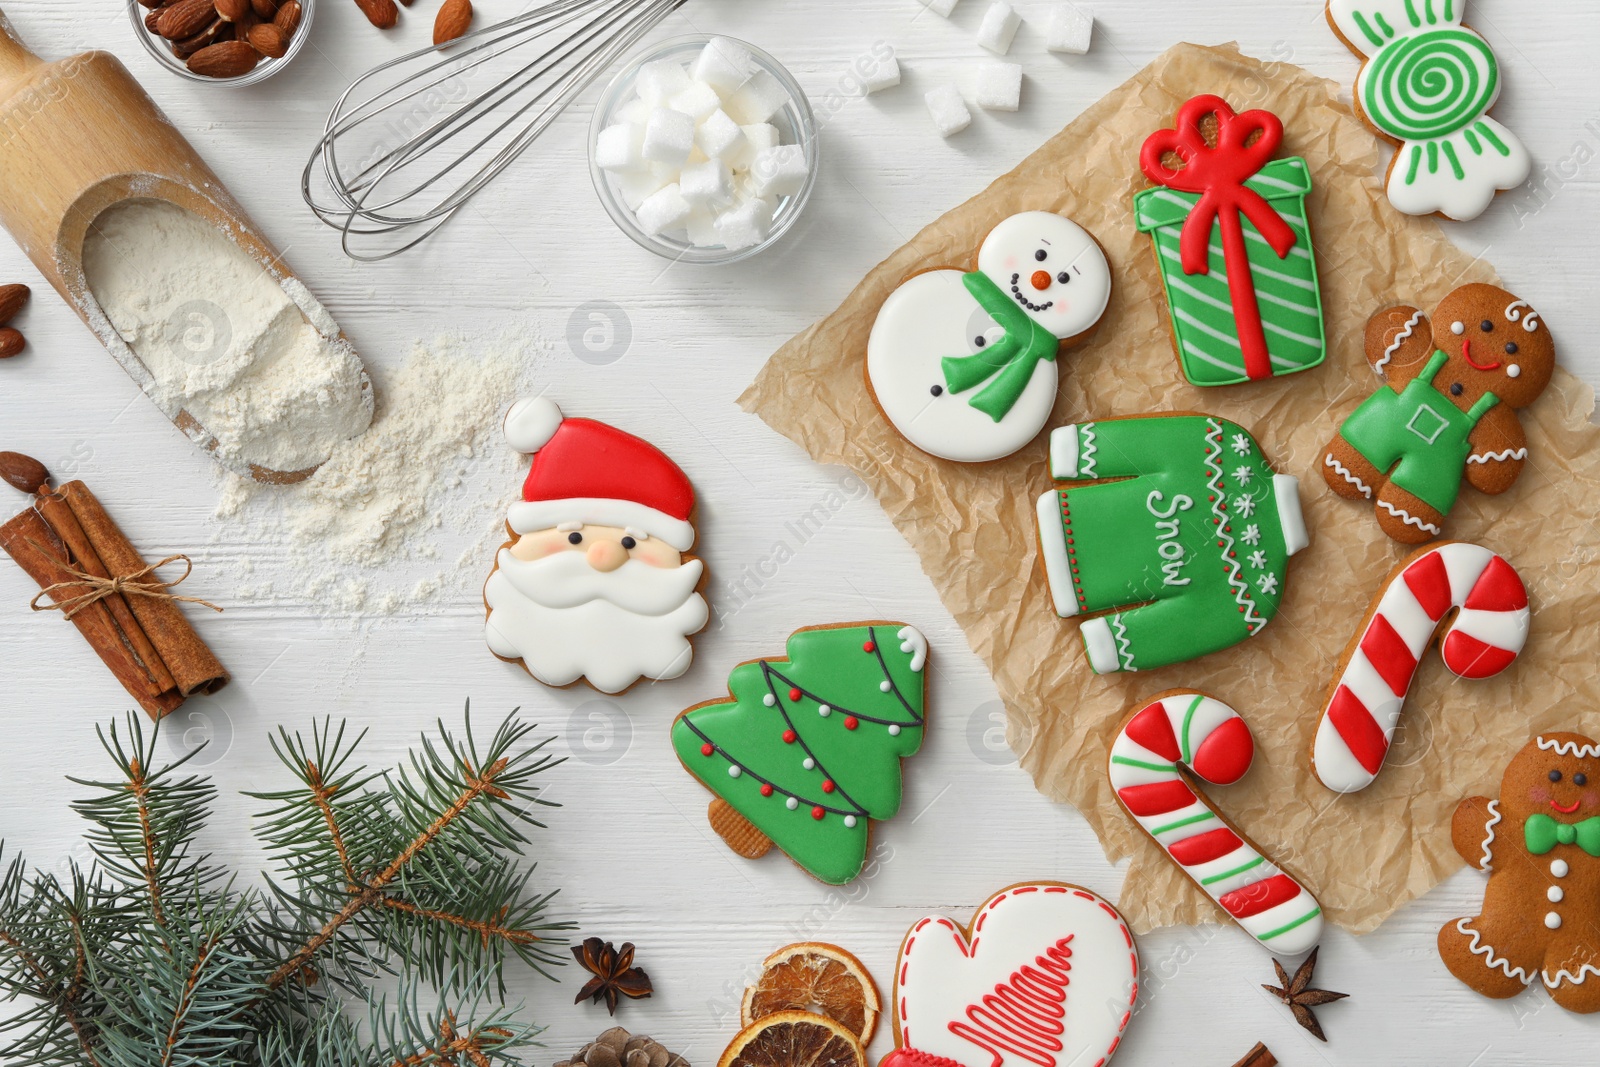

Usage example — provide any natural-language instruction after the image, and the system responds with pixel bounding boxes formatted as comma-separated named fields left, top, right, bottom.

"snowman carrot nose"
left=1030, top=270, right=1051, bottom=291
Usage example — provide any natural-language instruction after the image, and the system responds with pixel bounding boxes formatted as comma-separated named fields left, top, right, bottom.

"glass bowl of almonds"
left=129, top=0, right=314, bottom=84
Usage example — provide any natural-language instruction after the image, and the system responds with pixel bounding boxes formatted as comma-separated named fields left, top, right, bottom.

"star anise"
left=573, top=937, right=653, bottom=1015
left=1261, top=947, right=1347, bottom=1042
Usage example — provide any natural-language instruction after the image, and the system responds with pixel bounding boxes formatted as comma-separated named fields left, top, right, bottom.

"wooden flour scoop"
left=0, top=10, right=372, bottom=483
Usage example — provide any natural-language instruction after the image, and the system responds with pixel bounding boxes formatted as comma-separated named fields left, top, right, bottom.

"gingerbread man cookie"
left=1321, top=283, right=1554, bottom=543
left=1439, top=733, right=1600, bottom=1014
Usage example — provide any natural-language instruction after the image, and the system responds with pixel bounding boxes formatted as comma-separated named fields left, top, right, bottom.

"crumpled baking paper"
left=739, top=41, right=1600, bottom=935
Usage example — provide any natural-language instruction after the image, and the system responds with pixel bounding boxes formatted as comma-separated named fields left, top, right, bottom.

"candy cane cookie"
left=1312, top=542, right=1529, bottom=794
left=1108, top=691, right=1323, bottom=954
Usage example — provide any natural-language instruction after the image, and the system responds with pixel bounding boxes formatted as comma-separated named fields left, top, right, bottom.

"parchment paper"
left=739, top=42, right=1600, bottom=935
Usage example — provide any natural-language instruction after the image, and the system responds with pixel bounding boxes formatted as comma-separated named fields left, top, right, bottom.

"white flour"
left=81, top=198, right=371, bottom=474
left=215, top=332, right=543, bottom=615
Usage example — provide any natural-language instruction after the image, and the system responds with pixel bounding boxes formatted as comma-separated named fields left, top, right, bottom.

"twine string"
left=26, top=542, right=223, bottom=620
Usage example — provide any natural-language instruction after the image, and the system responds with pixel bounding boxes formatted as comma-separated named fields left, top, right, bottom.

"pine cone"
left=555, top=1026, right=690, bottom=1067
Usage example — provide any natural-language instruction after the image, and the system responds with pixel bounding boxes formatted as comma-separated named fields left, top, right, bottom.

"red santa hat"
left=503, top=397, right=696, bottom=550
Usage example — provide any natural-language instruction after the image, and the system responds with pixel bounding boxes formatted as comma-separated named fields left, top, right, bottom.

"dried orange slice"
left=740, top=943, right=880, bottom=1046
left=717, top=1010, right=865, bottom=1067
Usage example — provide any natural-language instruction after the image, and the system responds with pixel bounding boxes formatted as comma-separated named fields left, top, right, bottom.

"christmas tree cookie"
left=1034, top=414, right=1308, bottom=673
left=670, top=622, right=928, bottom=885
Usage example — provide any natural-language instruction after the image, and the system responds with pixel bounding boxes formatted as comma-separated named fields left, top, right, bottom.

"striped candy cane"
left=1108, top=691, right=1323, bottom=955
left=1312, top=542, right=1530, bottom=794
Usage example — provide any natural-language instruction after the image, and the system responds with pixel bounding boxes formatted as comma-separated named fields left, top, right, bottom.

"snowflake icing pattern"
left=1231, top=432, right=1252, bottom=456
left=1232, top=494, right=1257, bottom=518
left=1241, top=524, right=1261, bottom=546
left=1247, top=550, right=1268, bottom=570
left=1231, top=465, right=1253, bottom=487
left=1257, top=572, right=1279, bottom=596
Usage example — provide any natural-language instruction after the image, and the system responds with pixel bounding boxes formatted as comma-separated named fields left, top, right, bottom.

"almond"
left=215, top=0, right=251, bottom=20
left=156, top=0, right=218, bottom=40
left=145, top=8, right=165, bottom=31
left=352, top=0, right=398, bottom=29
left=250, top=0, right=278, bottom=17
left=272, top=0, right=301, bottom=36
left=186, top=39, right=260, bottom=78
left=0, top=284, right=28, bottom=326
left=433, top=0, right=471, bottom=45
left=0, top=452, right=50, bottom=494
left=0, top=328, right=24, bottom=360
left=246, top=22, right=288, bottom=58
left=171, top=18, right=228, bottom=57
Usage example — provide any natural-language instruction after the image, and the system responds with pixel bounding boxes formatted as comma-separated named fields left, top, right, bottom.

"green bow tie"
left=1525, top=813, right=1600, bottom=857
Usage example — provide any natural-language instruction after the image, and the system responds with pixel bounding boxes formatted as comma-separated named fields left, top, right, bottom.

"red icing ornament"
left=811, top=806, right=825, bottom=820
left=822, top=779, right=835, bottom=793
left=789, top=687, right=802, bottom=702
left=760, top=783, right=774, bottom=797
left=862, top=640, right=876, bottom=653
left=700, top=742, right=714, bottom=757
left=782, top=729, right=798, bottom=744
left=844, top=716, right=859, bottom=730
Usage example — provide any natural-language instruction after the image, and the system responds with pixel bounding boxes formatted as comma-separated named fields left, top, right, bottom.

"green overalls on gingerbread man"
left=1034, top=414, right=1308, bottom=674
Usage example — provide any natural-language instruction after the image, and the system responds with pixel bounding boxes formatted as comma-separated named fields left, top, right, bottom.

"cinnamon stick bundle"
left=0, top=452, right=227, bottom=718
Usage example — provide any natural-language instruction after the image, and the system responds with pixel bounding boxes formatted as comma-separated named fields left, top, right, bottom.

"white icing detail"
left=1553, top=859, right=1570, bottom=877
left=897, top=625, right=929, bottom=672
left=865, top=213, right=1111, bottom=463
left=1545, top=912, right=1562, bottom=930
left=1375, top=499, right=1441, bottom=535
left=1537, top=736, right=1600, bottom=758
left=1505, top=363, right=1521, bottom=378
left=1451, top=320, right=1465, bottom=336
left=1467, top=447, right=1528, bottom=464
left=879, top=680, right=892, bottom=692
left=1035, top=491, right=1079, bottom=618
left=1549, top=886, right=1564, bottom=903
left=893, top=884, right=1137, bottom=1067
left=763, top=693, right=777, bottom=706
left=786, top=796, right=799, bottom=810
left=1206, top=422, right=1266, bottom=633
left=843, top=815, right=857, bottom=828
left=1272, top=474, right=1309, bottom=556
left=1505, top=299, right=1540, bottom=332
left=1479, top=800, right=1501, bottom=871
left=1108, top=692, right=1323, bottom=954
left=1109, top=616, right=1133, bottom=672
left=888, top=724, right=901, bottom=736
left=802, top=757, right=815, bottom=770
left=1375, top=309, right=1425, bottom=374
left=818, top=704, right=831, bottom=716
left=728, top=765, right=742, bottom=778
left=1324, top=454, right=1376, bottom=499
left=1080, top=617, right=1119, bottom=674
left=484, top=551, right=707, bottom=693
left=509, top=497, right=695, bottom=549
left=1544, top=962, right=1600, bottom=989
left=504, top=395, right=563, bottom=453
left=1049, top=424, right=1080, bottom=478
left=1454, top=917, right=1534, bottom=985
left=624, top=527, right=650, bottom=541
left=556, top=521, right=584, bottom=532
left=1079, top=422, right=1097, bottom=478
left=1313, top=544, right=1529, bottom=793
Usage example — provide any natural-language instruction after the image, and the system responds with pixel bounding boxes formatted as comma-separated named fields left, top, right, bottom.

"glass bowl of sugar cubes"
left=589, top=35, right=818, bottom=264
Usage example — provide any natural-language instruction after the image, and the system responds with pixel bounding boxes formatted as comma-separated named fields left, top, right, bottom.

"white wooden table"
left=3, top=0, right=1599, bottom=1062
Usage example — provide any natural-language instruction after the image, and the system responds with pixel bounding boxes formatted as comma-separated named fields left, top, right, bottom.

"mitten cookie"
left=1035, top=413, right=1308, bottom=673
left=483, top=398, right=709, bottom=693
left=1327, top=0, right=1530, bottom=220
left=1321, top=284, right=1554, bottom=543
left=865, top=211, right=1112, bottom=463
left=1439, top=733, right=1600, bottom=1014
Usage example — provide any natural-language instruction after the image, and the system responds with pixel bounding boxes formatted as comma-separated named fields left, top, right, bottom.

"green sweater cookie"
left=1034, top=414, right=1308, bottom=673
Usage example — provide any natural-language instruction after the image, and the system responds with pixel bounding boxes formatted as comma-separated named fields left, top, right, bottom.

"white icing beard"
left=484, top=549, right=708, bottom=693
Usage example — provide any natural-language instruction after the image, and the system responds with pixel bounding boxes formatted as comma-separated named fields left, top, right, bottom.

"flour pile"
left=215, top=333, right=544, bottom=614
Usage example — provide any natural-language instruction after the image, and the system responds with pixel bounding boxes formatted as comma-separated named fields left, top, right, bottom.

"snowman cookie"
left=866, top=212, right=1112, bottom=463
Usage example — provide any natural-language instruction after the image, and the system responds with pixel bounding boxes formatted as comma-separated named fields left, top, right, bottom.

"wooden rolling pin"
left=0, top=9, right=371, bottom=484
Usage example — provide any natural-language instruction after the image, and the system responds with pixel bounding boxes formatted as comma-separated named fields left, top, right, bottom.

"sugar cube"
left=636, top=183, right=692, bottom=235
left=749, top=144, right=809, bottom=199
left=920, top=0, right=960, bottom=16
left=726, top=69, right=791, bottom=125
left=925, top=84, right=972, bottom=137
left=976, top=1, right=1021, bottom=54
left=692, top=36, right=756, bottom=92
left=1045, top=4, right=1093, bottom=54
left=642, top=107, right=695, bottom=166
left=686, top=207, right=721, bottom=248
left=742, top=123, right=780, bottom=154
left=670, top=80, right=722, bottom=122
left=973, top=61, right=1022, bottom=111
left=595, top=123, right=644, bottom=171
left=680, top=158, right=734, bottom=207
left=635, top=59, right=691, bottom=103
left=715, top=197, right=775, bottom=250
left=615, top=169, right=669, bottom=211
left=615, top=97, right=650, bottom=125
left=861, top=47, right=901, bottom=93
left=696, top=108, right=746, bottom=160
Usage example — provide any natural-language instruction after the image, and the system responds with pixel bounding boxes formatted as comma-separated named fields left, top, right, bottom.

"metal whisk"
left=303, top=0, right=686, bottom=261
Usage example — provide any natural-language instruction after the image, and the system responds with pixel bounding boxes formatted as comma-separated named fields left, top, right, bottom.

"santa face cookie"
left=483, top=397, right=709, bottom=693
left=1327, top=0, right=1530, bottom=220
left=1320, top=283, right=1555, bottom=543
left=1439, top=733, right=1600, bottom=1014
left=882, top=883, right=1137, bottom=1067
left=866, top=211, right=1111, bottom=463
